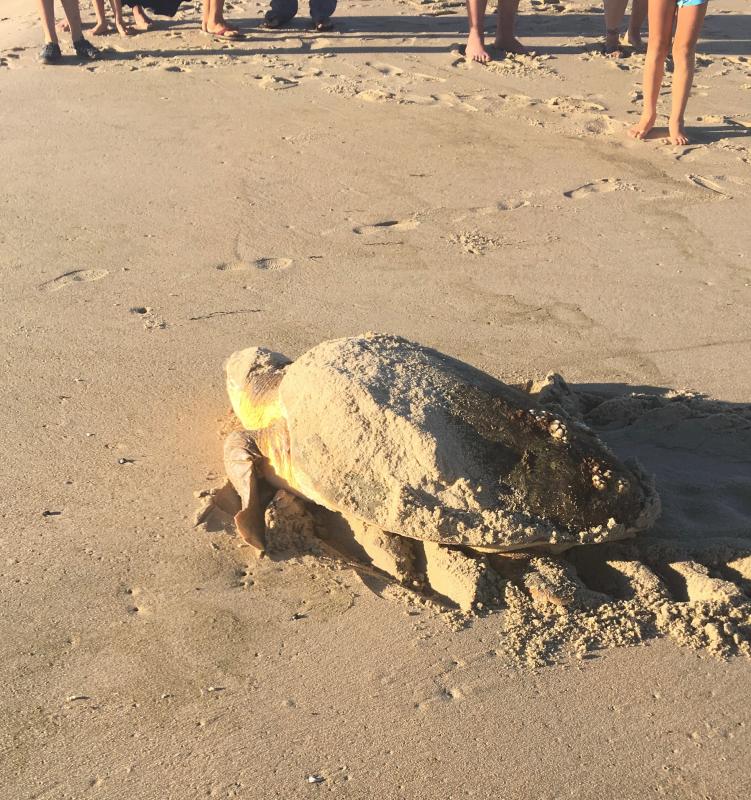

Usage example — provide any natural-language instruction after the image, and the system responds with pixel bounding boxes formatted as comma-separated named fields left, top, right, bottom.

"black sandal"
left=39, top=42, right=62, bottom=64
left=312, top=19, right=334, bottom=32
left=261, top=16, right=283, bottom=29
left=73, top=38, right=100, bottom=61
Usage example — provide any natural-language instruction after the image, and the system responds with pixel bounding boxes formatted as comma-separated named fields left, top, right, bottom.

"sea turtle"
left=221, top=333, right=660, bottom=565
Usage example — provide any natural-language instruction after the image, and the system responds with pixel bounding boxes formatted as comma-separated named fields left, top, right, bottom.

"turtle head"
left=224, top=347, right=292, bottom=431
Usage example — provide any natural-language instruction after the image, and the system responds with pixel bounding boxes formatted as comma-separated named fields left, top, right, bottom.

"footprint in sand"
left=365, top=62, right=404, bottom=77
left=353, top=219, right=420, bottom=235
left=40, top=269, right=108, bottom=292
left=255, top=75, right=298, bottom=90
left=401, top=93, right=442, bottom=107
left=217, top=258, right=293, bottom=272
left=357, top=88, right=396, bottom=103
left=563, top=178, right=630, bottom=199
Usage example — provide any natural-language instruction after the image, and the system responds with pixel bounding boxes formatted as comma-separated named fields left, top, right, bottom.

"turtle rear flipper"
left=224, top=431, right=267, bottom=556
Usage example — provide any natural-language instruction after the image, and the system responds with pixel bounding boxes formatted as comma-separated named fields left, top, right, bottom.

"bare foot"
left=91, top=20, right=110, bottom=36
left=132, top=7, right=153, bottom=31
left=624, top=32, right=645, bottom=52
left=628, top=111, right=656, bottom=140
left=668, top=117, right=690, bottom=146
left=466, top=30, right=490, bottom=63
left=495, top=37, right=528, bottom=55
left=205, top=23, right=244, bottom=39
left=116, top=18, right=134, bottom=37
left=603, top=32, right=628, bottom=58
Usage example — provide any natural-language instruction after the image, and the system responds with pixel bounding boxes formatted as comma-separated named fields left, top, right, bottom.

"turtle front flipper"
left=224, top=431, right=267, bottom=556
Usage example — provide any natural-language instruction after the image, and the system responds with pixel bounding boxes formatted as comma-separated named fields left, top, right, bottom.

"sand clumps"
left=423, top=542, right=502, bottom=612
left=494, top=554, right=751, bottom=668
left=264, top=490, right=322, bottom=556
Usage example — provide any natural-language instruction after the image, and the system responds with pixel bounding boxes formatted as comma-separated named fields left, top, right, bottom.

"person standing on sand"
left=37, top=0, right=99, bottom=62
left=120, top=1, right=185, bottom=31
left=202, top=0, right=243, bottom=39
left=465, top=0, right=525, bottom=64
left=89, top=0, right=134, bottom=36
left=628, top=0, right=708, bottom=145
left=262, top=0, right=337, bottom=30
left=603, top=0, right=648, bottom=57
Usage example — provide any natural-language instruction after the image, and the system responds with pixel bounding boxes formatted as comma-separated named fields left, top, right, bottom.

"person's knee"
left=647, top=36, right=670, bottom=62
left=671, top=40, right=696, bottom=66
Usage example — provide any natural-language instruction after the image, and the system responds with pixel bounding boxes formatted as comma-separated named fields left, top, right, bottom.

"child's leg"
left=202, top=0, right=216, bottom=31
left=465, top=0, right=490, bottom=63
left=204, top=0, right=242, bottom=35
left=38, top=0, right=59, bottom=42
left=60, top=0, right=85, bottom=39
left=91, top=0, right=109, bottom=35
left=629, top=0, right=676, bottom=139
left=132, top=5, right=153, bottom=30
left=494, top=0, right=524, bottom=54
left=603, top=0, right=628, bottom=56
left=626, top=0, right=648, bottom=49
left=669, top=2, right=707, bottom=145
left=109, top=0, right=133, bottom=35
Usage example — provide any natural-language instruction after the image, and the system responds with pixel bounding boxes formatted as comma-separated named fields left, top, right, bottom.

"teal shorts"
left=676, top=0, right=707, bottom=7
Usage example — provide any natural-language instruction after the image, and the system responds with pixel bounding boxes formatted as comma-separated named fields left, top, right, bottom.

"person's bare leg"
left=495, top=0, right=525, bottom=53
left=132, top=5, right=153, bottom=30
left=205, top=0, right=242, bottom=36
left=669, top=3, right=707, bottom=145
left=38, top=0, right=59, bottom=42
left=628, top=0, right=675, bottom=139
left=603, top=0, right=628, bottom=56
left=465, top=0, right=490, bottom=63
left=59, top=0, right=85, bottom=40
left=91, top=0, right=109, bottom=35
left=109, top=0, right=133, bottom=35
left=626, top=0, right=648, bottom=49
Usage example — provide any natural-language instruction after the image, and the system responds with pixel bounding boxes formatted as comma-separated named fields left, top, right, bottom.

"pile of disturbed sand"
left=198, top=371, right=751, bottom=667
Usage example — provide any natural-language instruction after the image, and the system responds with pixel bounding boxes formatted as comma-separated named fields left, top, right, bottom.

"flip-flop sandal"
left=39, top=41, right=62, bottom=63
left=312, top=19, right=334, bottom=32
left=204, top=25, right=244, bottom=40
left=73, top=38, right=100, bottom=60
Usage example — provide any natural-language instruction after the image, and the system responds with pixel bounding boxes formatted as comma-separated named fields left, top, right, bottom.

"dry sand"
left=2, top=0, right=751, bottom=797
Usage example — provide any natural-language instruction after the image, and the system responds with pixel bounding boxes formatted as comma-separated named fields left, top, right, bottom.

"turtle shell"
left=279, top=333, right=659, bottom=551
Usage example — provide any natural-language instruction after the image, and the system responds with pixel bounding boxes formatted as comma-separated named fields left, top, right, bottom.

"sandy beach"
left=2, top=0, right=751, bottom=797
